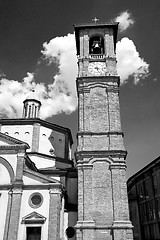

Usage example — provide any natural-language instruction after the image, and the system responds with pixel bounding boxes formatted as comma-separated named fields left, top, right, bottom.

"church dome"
left=22, top=90, right=41, bottom=119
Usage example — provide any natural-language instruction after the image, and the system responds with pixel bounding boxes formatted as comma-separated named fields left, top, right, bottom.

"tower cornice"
left=75, top=150, right=127, bottom=159
left=76, top=76, right=120, bottom=95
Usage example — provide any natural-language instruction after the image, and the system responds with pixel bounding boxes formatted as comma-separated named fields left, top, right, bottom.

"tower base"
left=75, top=220, right=133, bottom=240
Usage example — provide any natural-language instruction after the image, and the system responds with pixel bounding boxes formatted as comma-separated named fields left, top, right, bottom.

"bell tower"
left=74, top=22, right=133, bottom=240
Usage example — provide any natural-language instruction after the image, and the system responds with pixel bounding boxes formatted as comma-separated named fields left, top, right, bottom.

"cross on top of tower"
left=92, top=17, right=99, bottom=24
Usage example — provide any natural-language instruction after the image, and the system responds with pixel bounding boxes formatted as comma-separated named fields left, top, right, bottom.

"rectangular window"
left=26, top=227, right=41, bottom=240
left=156, top=197, right=160, bottom=218
left=139, top=202, right=147, bottom=223
left=146, top=200, right=156, bottom=221
left=144, top=177, right=153, bottom=199
left=142, top=225, right=150, bottom=239
left=137, top=182, right=145, bottom=201
left=153, top=171, right=160, bottom=195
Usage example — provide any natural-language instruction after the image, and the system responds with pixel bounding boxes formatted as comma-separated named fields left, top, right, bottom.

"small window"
left=14, top=132, right=19, bottom=135
left=29, top=193, right=43, bottom=209
left=49, top=148, right=55, bottom=155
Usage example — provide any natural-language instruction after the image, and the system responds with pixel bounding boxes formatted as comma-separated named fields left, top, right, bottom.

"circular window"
left=65, top=227, right=75, bottom=238
left=14, top=132, right=19, bottom=135
left=49, top=148, right=55, bottom=155
left=29, top=193, right=43, bottom=209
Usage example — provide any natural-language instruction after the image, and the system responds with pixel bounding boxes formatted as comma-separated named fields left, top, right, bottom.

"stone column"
left=48, top=185, right=62, bottom=240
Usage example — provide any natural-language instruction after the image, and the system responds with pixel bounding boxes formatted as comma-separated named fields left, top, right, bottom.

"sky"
left=0, top=0, right=160, bottom=178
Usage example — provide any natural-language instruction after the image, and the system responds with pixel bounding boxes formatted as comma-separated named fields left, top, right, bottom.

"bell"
left=94, top=43, right=100, bottom=48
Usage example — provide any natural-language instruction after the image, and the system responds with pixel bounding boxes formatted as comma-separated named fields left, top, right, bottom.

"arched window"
left=89, top=35, right=104, bottom=55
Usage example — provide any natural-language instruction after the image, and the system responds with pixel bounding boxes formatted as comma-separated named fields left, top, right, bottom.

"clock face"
left=88, top=62, right=107, bottom=75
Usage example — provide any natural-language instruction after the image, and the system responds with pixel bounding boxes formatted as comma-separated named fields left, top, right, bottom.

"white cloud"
left=0, top=34, right=78, bottom=119
left=116, top=37, right=149, bottom=84
left=115, top=11, right=134, bottom=32
left=40, top=33, right=78, bottom=119
left=0, top=24, right=149, bottom=119
left=0, top=73, right=40, bottom=118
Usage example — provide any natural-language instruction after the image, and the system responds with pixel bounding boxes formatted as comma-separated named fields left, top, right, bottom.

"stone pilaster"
left=77, top=164, right=84, bottom=221
left=83, top=164, right=93, bottom=220
left=31, top=123, right=40, bottom=152
left=76, top=162, right=95, bottom=240
left=3, top=191, right=12, bottom=240
left=7, top=187, right=23, bottom=240
left=110, top=164, right=133, bottom=240
left=16, top=152, right=25, bottom=183
left=48, top=186, right=62, bottom=240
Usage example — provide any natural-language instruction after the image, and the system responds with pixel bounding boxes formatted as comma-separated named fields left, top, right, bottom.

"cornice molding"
left=0, top=118, right=73, bottom=145
left=77, top=131, right=124, bottom=137
left=75, top=150, right=127, bottom=160
left=0, top=132, right=29, bottom=149
left=23, top=168, right=61, bottom=184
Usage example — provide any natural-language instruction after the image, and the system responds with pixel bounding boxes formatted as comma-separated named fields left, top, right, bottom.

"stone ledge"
left=112, top=221, right=133, bottom=229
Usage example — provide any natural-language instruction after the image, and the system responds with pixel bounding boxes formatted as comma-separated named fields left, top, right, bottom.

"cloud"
left=116, top=37, right=149, bottom=84
left=40, top=33, right=78, bottom=119
left=0, top=73, right=38, bottom=118
left=114, top=11, right=134, bottom=32
left=0, top=34, right=78, bottom=119
left=0, top=20, right=149, bottom=119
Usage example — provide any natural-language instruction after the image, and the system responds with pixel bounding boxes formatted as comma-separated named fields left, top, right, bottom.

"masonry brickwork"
left=31, top=123, right=40, bottom=152
left=48, top=187, right=62, bottom=240
left=75, top=23, right=133, bottom=240
left=7, top=187, right=23, bottom=240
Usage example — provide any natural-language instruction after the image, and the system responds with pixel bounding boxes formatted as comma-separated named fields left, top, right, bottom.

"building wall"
left=1, top=124, right=70, bottom=160
left=18, top=189, right=50, bottom=240
left=28, top=154, right=56, bottom=169
left=39, top=126, right=65, bottom=158
left=1, top=125, right=33, bottom=147
left=128, top=158, right=160, bottom=240
left=0, top=131, right=77, bottom=240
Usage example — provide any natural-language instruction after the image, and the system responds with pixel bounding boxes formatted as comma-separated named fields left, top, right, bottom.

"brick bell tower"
left=74, top=21, right=133, bottom=240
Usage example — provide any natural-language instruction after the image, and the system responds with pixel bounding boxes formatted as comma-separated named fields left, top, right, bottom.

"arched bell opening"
left=89, top=35, right=104, bottom=55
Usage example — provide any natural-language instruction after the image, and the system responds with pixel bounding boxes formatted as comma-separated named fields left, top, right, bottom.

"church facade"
left=0, top=93, right=78, bottom=240
left=0, top=22, right=133, bottom=240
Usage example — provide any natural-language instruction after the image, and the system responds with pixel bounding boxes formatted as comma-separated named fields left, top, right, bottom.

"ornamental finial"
left=92, top=17, right=99, bottom=24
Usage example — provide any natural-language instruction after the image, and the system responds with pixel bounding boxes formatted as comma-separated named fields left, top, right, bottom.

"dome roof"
left=23, top=90, right=41, bottom=105
left=22, top=90, right=41, bottom=119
